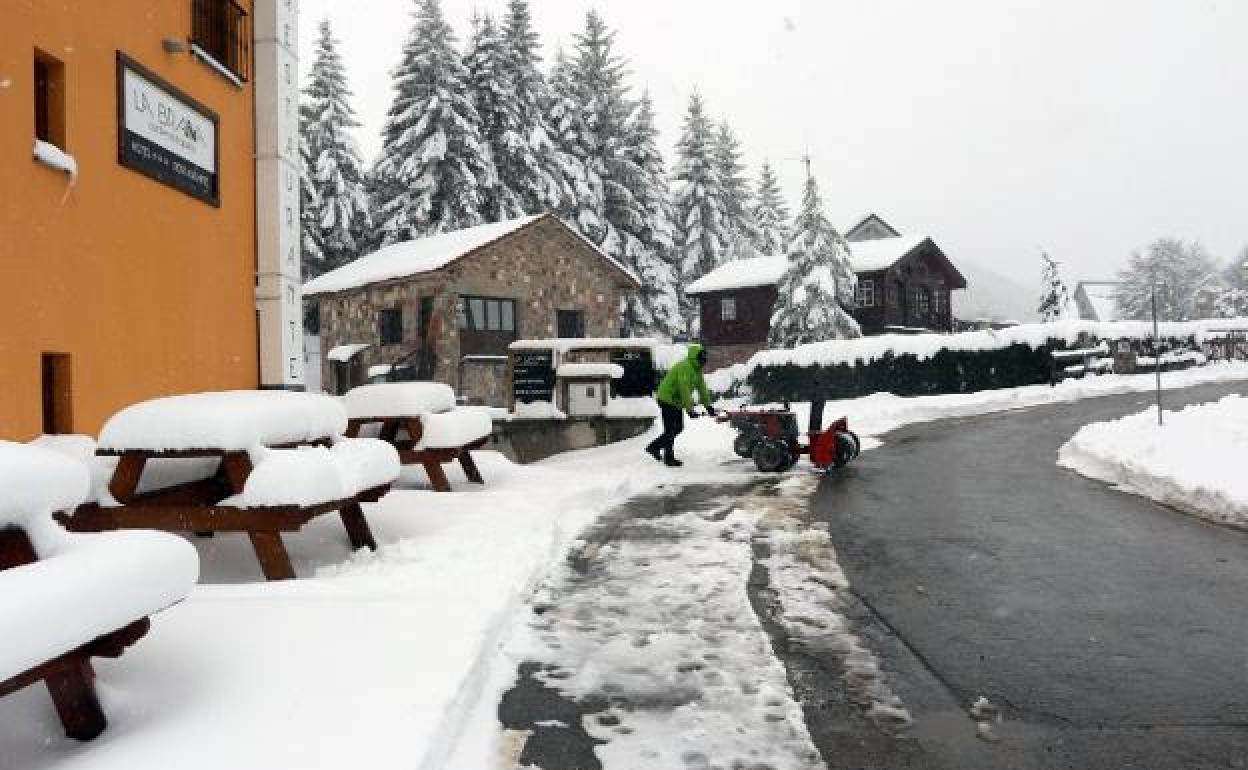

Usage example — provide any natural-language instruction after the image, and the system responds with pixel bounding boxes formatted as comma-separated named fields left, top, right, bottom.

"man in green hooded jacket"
left=646, top=343, right=717, bottom=467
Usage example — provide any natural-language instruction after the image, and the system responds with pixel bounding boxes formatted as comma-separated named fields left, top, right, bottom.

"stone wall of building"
left=316, top=216, right=635, bottom=401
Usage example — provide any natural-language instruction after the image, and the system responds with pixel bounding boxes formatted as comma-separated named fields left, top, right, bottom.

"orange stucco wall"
left=0, top=1, right=260, bottom=440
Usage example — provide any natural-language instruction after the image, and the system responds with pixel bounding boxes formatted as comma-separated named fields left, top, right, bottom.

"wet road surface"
left=809, top=380, right=1248, bottom=769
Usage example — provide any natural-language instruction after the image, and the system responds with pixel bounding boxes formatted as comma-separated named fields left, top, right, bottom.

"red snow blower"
left=717, top=400, right=860, bottom=473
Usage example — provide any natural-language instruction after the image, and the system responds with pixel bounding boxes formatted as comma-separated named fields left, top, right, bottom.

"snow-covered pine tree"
left=1037, top=251, right=1071, bottom=321
left=569, top=11, right=639, bottom=261
left=714, top=120, right=758, bottom=262
left=546, top=46, right=604, bottom=240
left=499, top=0, right=571, bottom=215
left=672, top=91, right=728, bottom=327
left=619, top=91, right=683, bottom=339
left=1114, top=238, right=1220, bottom=321
left=751, top=160, right=790, bottom=256
left=299, top=18, right=371, bottom=279
left=464, top=13, right=524, bottom=222
left=768, top=173, right=861, bottom=347
left=373, top=0, right=491, bottom=242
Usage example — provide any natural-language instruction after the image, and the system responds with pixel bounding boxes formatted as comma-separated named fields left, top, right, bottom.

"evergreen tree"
left=768, top=173, right=861, bottom=347
left=546, top=47, right=604, bottom=239
left=1114, top=238, right=1220, bottom=321
left=299, top=19, right=370, bottom=279
left=619, top=92, right=683, bottom=339
left=373, top=0, right=491, bottom=242
left=570, top=10, right=637, bottom=262
left=464, top=13, right=524, bottom=221
left=499, top=0, right=571, bottom=214
left=1037, top=251, right=1071, bottom=321
left=672, top=91, right=728, bottom=327
left=751, top=160, right=790, bottom=256
left=714, top=120, right=758, bottom=261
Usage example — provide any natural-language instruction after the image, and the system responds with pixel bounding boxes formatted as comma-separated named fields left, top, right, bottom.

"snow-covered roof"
left=508, top=337, right=658, bottom=353
left=327, top=343, right=370, bottom=362
left=849, top=235, right=929, bottom=271
left=302, top=214, right=639, bottom=296
left=842, top=212, right=901, bottom=241
left=687, top=255, right=787, bottom=295
left=1076, top=282, right=1122, bottom=322
left=557, top=363, right=625, bottom=379
left=687, top=235, right=945, bottom=295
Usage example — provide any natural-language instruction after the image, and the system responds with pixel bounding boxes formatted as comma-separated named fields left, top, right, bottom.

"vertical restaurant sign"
left=117, top=55, right=219, bottom=204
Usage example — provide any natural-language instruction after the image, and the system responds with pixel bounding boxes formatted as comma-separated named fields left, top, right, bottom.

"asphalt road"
left=808, top=380, right=1248, bottom=769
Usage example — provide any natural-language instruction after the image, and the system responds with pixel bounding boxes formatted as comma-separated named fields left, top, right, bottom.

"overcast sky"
left=297, top=0, right=1248, bottom=289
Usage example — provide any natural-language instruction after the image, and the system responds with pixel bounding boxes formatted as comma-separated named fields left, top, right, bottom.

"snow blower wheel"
left=752, top=439, right=792, bottom=473
left=832, top=430, right=861, bottom=468
left=733, top=432, right=758, bottom=459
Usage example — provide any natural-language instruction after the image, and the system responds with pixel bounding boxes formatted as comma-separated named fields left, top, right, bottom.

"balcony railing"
left=191, top=0, right=250, bottom=83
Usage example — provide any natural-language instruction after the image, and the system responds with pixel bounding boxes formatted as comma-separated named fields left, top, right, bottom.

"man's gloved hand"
left=706, top=405, right=718, bottom=418
left=687, top=407, right=700, bottom=419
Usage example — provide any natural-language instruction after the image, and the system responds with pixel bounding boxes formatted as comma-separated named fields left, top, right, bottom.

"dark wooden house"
left=687, top=214, right=967, bottom=370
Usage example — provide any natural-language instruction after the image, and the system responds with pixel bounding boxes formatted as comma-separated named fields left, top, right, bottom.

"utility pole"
left=1152, top=283, right=1163, bottom=426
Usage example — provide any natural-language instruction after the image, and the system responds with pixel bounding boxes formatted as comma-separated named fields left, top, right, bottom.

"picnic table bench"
left=56, top=391, right=400, bottom=580
left=1, top=441, right=197, bottom=741
left=343, top=383, right=493, bottom=493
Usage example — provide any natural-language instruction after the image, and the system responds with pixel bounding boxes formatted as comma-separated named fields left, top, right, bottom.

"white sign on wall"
left=117, top=55, right=219, bottom=204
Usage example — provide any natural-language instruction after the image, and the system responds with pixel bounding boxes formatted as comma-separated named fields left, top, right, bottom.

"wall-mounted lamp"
left=162, top=38, right=188, bottom=54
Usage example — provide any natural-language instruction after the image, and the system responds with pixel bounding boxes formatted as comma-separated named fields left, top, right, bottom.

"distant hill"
left=953, top=258, right=1039, bottom=324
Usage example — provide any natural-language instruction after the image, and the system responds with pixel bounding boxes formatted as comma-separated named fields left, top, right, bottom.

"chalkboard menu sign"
left=610, top=349, right=657, bottom=398
left=512, top=351, right=556, bottom=403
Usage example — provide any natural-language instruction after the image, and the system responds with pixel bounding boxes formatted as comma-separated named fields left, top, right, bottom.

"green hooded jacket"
left=656, top=343, right=713, bottom=410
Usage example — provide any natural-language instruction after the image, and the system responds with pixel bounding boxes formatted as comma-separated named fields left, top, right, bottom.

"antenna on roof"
left=785, top=146, right=813, bottom=180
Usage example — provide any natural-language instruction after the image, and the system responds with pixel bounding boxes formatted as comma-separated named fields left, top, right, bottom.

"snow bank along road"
left=810, top=380, right=1248, bottom=769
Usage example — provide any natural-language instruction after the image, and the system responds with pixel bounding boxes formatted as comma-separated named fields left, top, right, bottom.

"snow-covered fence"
left=735, top=319, right=1248, bottom=403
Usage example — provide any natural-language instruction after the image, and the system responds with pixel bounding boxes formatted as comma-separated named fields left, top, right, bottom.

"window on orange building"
left=34, top=51, right=66, bottom=149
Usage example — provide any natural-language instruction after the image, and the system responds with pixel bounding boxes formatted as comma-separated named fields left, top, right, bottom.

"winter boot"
left=663, top=450, right=683, bottom=468
left=645, top=443, right=663, bottom=463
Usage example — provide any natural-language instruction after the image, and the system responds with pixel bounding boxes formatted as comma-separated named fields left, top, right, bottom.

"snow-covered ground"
left=1058, top=394, right=1248, bottom=528
left=4, top=361, right=1246, bottom=770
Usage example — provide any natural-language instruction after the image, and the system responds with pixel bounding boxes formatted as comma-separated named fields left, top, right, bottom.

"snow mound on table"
left=223, top=440, right=400, bottom=508
left=1058, top=394, right=1248, bottom=527
left=0, top=520, right=198, bottom=683
left=0, top=441, right=90, bottom=527
left=98, top=391, right=349, bottom=452
left=344, top=382, right=457, bottom=418
left=416, top=408, right=493, bottom=449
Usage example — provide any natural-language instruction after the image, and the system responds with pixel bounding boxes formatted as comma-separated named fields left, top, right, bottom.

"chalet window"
left=557, top=309, right=586, bottom=338
left=191, top=0, right=251, bottom=83
left=379, top=307, right=403, bottom=345
left=856, top=280, right=875, bottom=308
left=916, top=287, right=931, bottom=317
left=457, top=296, right=516, bottom=333
left=720, top=296, right=737, bottom=321
left=933, top=289, right=945, bottom=315
left=34, top=51, right=66, bottom=149
left=419, top=296, right=434, bottom=341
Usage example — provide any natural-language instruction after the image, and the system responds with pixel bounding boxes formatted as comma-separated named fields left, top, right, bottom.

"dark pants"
left=646, top=401, right=685, bottom=456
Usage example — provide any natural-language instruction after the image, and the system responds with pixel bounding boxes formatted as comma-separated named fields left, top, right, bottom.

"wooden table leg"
left=423, top=461, right=451, bottom=493
left=338, top=502, right=377, bottom=551
left=107, top=454, right=146, bottom=505
left=458, top=450, right=485, bottom=485
left=247, top=531, right=296, bottom=580
left=44, top=659, right=107, bottom=741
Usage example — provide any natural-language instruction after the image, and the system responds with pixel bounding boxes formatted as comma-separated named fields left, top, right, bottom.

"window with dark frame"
left=33, top=50, right=66, bottom=149
left=720, top=296, right=737, bottom=321
left=456, top=296, right=517, bottom=333
left=41, top=353, right=73, bottom=434
left=916, top=287, right=931, bottom=317
left=855, top=279, right=876, bottom=308
left=191, top=0, right=252, bottom=82
left=379, top=307, right=403, bottom=345
left=557, top=309, right=586, bottom=339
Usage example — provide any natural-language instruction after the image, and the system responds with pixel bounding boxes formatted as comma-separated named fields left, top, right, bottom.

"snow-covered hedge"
left=739, top=319, right=1248, bottom=402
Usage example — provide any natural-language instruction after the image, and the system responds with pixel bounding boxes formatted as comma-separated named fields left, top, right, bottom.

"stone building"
left=686, top=214, right=967, bottom=371
left=302, top=214, right=640, bottom=404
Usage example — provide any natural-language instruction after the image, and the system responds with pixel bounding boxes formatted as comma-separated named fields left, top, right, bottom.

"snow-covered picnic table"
left=1, top=441, right=197, bottom=741
left=58, top=391, right=400, bottom=580
left=343, top=383, right=494, bottom=492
